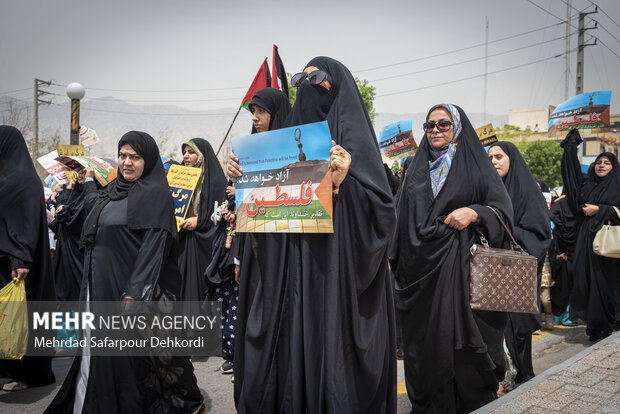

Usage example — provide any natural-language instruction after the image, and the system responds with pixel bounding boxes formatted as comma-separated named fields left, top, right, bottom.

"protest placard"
left=79, top=126, right=99, bottom=147
left=233, top=121, right=333, bottom=233
left=56, top=144, right=86, bottom=157
left=37, top=150, right=69, bottom=185
left=167, top=165, right=202, bottom=231
left=548, top=90, right=612, bottom=138
left=475, top=123, right=498, bottom=146
left=543, top=192, right=552, bottom=209
left=378, top=119, right=417, bottom=165
left=54, top=153, right=116, bottom=187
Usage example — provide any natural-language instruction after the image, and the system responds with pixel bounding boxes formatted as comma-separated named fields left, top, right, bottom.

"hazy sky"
left=1, top=0, right=619, bottom=118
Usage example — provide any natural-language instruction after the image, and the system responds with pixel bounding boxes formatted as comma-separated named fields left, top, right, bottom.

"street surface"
left=0, top=324, right=592, bottom=413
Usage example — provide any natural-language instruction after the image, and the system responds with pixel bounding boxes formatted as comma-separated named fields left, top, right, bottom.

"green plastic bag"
left=0, top=279, right=28, bottom=360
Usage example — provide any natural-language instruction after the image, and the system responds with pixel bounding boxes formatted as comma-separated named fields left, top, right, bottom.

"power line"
left=585, top=0, right=620, bottom=31
left=595, top=36, right=620, bottom=60
left=529, top=1, right=555, bottom=107
left=78, top=106, right=242, bottom=117
left=46, top=91, right=241, bottom=104
left=594, top=20, right=620, bottom=45
left=0, top=87, right=33, bottom=94
left=84, top=96, right=240, bottom=104
left=526, top=0, right=579, bottom=29
left=558, top=0, right=592, bottom=14
left=50, top=82, right=246, bottom=93
left=588, top=45, right=605, bottom=88
left=352, top=21, right=568, bottom=74
left=377, top=52, right=566, bottom=98
left=368, top=35, right=570, bottom=83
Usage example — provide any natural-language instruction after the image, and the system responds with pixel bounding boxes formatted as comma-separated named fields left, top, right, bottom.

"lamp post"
left=66, top=83, right=85, bottom=145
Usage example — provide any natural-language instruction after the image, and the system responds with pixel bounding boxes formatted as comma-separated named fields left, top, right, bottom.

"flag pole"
left=216, top=106, right=242, bottom=156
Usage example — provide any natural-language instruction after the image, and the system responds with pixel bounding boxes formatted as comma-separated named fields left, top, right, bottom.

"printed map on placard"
left=378, top=118, right=417, bottom=164
left=233, top=121, right=333, bottom=233
left=548, top=90, right=612, bottom=138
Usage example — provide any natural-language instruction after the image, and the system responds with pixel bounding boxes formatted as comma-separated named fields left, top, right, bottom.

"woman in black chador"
left=46, top=131, right=203, bottom=413
left=549, top=193, right=577, bottom=322
left=215, top=87, right=292, bottom=377
left=560, top=129, right=620, bottom=341
left=230, top=58, right=397, bottom=413
left=50, top=167, right=99, bottom=302
left=488, top=141, right=551, bottom=383
left=177, top=138, right=227, bottom=302
left=390, top=105, right=513, bottom=413
left=0, top=125, right=56, bottom=391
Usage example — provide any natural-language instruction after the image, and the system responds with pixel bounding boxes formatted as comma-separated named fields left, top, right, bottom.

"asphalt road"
left=0, top=324, right=592, bottom=413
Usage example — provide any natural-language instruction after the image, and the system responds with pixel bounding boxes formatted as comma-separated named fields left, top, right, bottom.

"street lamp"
left=66, top=82, right=85, bottom=145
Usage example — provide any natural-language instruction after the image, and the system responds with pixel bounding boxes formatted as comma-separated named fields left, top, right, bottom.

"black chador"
left=0, top=125, right=56, bottom=388
left=390, top=106, right=514, bottom=413
left=561, top=130, right=620, bottom=340
left=46, top=131, right=202, bottom=414
left=234, top=58, right=397, bottom=413
left=178, top=138, right=227, bottom=302
left=50, top=177, right=99, bottom=302
left=490, top=141, right=551, bottom=383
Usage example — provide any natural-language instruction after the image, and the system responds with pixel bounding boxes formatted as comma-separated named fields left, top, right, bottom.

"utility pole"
left=576, top=8, right=598, bottom=95
left=33, top=78, right=53, bottom=156
left=564, top=0, right=571, bottom=100
left=483, top=16, right=489, bottom=123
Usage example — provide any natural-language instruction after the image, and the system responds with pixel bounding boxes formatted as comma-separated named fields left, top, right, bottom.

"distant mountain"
left=374, top=112, right=508, bottom=142
left=1, top=96, right=507, bottom=162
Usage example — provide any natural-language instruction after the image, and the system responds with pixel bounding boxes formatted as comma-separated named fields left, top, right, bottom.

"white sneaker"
left=3, top=380, right=28, bottom=391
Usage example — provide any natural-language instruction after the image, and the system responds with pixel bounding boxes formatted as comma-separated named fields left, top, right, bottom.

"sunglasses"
left=423, top=120, right=453, bottom=133
left=291, top=70, right=331, bottom=88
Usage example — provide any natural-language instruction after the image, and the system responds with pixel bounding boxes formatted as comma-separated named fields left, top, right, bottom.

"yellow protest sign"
left=475, top=124, right=498, bottom=147
left=167, top=165, right=202, bottom=230
left=56, top=144, right=85, bottom=157
left=65, top=170, right=78, bottom=182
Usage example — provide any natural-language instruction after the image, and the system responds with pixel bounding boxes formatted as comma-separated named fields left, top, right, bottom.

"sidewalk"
left=474, top=330, right=620, bottom=413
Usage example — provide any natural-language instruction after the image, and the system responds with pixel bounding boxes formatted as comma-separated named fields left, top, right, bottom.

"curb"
left=471, top=329, right=620, bottom=413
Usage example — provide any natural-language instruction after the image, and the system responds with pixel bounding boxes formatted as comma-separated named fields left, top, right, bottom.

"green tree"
left=354, top=77, right=377, bottom=125
left=391, top=160, right=400, bottom=175
left=517, top=140, right=563, bottom=187
left=286, top=72, right=297, bottom=108
left=286, top=73, right=377, bottom=124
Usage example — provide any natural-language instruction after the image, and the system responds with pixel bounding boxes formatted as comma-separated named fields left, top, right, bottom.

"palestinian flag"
left=241, top=58, right=271, bottom=111
left=270, top=45, right=289, bottom=98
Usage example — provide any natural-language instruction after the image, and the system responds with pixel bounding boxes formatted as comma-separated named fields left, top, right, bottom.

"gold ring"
left=339, top=151, right=345, bottom=158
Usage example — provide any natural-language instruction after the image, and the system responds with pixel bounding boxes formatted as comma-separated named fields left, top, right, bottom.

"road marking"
left=396, top=325, right=571, bottom=397
left=397, top=380, right=407, bottom=397
left=533, top=325, right=567, bottom=341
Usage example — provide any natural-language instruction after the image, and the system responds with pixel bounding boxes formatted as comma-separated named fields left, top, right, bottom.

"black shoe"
left=220, top=361, right=234, bottom=374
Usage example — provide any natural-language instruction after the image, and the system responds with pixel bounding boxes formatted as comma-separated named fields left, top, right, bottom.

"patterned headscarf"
left=427, top=104, right=462, bottom=197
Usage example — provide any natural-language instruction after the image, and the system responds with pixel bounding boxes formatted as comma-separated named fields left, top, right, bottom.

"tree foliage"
left=286, top=73, right=377, bottom=124
left=354, top=77, right=377, bottom=125
left=516, top=140, right=563, bottom=187
left=1, top=98, right=63, bottom=181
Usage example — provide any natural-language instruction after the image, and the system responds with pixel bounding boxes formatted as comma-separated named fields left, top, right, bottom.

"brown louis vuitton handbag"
left=469, top=206, right=539, bottom=314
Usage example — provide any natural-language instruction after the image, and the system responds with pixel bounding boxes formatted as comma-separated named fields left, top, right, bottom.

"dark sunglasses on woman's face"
left=423, top=120, right=453, bottom=133
left=291, top=70, right=330, bottom=88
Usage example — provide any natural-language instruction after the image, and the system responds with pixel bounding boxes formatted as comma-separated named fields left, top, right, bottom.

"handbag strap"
left=485, top=206, right=524, bottom=252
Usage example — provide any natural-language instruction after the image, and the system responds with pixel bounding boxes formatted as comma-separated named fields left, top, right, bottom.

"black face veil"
left=234, top=57, right=397, bottom=413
